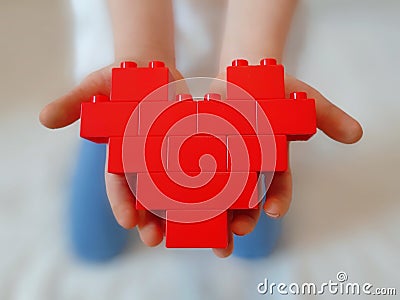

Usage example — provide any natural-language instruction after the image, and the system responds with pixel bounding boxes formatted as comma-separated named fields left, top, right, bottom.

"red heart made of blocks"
left=79, top=59, right=316, bottom=248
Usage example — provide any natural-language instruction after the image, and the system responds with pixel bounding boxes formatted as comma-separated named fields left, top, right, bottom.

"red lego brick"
left=108, top=136, right=167, bottom=174
left=227, top=135, right=287, bottom=172
left=111, top=61, right=171, bottom=102
left=80, top=96, right=138, bottom=143
left=167, top=134, right=228, bottom=173
left=136, top=172, right=259, bottom=210
left=165, top=210, right=228, bottom=248
left=227, top=171, right=259, bottom=209
left=257, top=94, right=317, bottom=140
left=197, top=94, right=257, bottom=135
left=139, top=99, right=197, bottom=136
left=227, top=58, right=285, bottom=100
left=136, top=171, right=228, bottom=210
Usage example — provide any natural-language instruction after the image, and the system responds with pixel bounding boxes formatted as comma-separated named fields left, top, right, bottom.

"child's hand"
left=40, top=62, right=186, bottom=248
left=211, top=73, right=363, bottom=258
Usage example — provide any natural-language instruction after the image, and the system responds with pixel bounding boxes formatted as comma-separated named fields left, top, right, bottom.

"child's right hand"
left=40, top=62, right=185, bottom=247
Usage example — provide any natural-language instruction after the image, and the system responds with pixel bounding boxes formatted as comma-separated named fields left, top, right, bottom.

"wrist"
left=219, top=0, right=296, bottom=73
left=219, top=49, right=284, bottom=74
left=109, top=0, right=176, bottom=69
left=114, top=47, right=176, bottom=69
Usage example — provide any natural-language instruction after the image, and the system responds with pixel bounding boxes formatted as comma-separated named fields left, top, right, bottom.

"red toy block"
left=111, top=61, right=172, bottom=102
left=167, top=134, right=228, bottom=173
left=136, top=172, right=259, bottom=210
left=227, top=135, right=288, bottom=172
left=77, top=59, right=318, bottom=249
left=165, top=210, right=228, bottom=248
left=108, top=136, right=167, bottom=174
left=228, top=171, right=259, bottom=209
left=139, top=100, right=197, bottom=136
left=227, top=58, right=285, bottom=100
left=257, top=94, right=317, bottom=140
left=197, top=95, right=257, bottom=135
left=80, top=97, right=138, bottom=143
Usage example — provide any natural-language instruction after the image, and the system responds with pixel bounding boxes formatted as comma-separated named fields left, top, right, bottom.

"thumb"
left=39, top=66, right=112, bottom=129
left=285, top=75, right=363, bottom=144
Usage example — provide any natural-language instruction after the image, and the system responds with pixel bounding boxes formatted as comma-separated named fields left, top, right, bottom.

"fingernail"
left=265, top=211, right=280, bottom=218
left=264, top=205, right=281, bottom=218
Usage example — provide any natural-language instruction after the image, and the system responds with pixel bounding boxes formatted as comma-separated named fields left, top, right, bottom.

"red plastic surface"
left=138, top=100, right=197, bottom=136
left=227, top=135, right=288, bottom=172
left=257, top=98, right=317, bottom=140
left=227, top=58, right=285, bottom=100
left=111, top=61, right=171, bottom=102
left=167, top=135, right=228, bottom=172
left=197, top=99, right=257, bottom=135
left=227, top=171, right=259, bottom=209
left=108, top=137, right=167, bottom=174
left=80, top=99, right=138, bottom=143
left=165, top=211, right=228, bottom=248
left=78, top=59, right=317, bottom=249
left=136, top=172, right=259, bottom=210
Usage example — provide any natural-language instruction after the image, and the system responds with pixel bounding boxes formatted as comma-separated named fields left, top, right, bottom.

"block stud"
left=204, top=93, right=221, bottom=101
left=260, top=58, right=277, bottom=66
left=120, top=61, right=137, bottom=68
left=175, top=94, right=193, bottom=101
left=232, top=59, right=248, bottom=67
left=290, top=92, right=307, bottom=100
left=92, top=94, right=109, bottom=103
left=149, top=61, right=165, bottom=68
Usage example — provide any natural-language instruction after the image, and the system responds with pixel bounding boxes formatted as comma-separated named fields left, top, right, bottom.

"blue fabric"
left=68, top=140, right=129, bottom=262
left=233, top=211, right=282, bottom=259
left=233, top=175, right=282, bottom=259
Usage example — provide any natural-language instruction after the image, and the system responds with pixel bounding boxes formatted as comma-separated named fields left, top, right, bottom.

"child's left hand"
left=211, top=73, right=363, bottom=258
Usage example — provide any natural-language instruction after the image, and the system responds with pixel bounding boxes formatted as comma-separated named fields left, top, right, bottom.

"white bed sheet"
left=0, top=0, right=399, bottom=299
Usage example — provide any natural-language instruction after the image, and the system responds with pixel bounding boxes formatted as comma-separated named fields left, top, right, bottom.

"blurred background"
left=0, top=0, right=399, bottom=299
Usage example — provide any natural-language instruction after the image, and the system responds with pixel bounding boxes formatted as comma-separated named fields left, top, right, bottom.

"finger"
left=208, top=72, right=227, bottom=99
left=39, top=66, right=112, bottom=129
left=230, top=207, right=261, bottom=236
left=103, top=127, right=163, bottom=245
left=285, top=75, right=363, bottom=144
left=212, top=229, right=234, bottom=258
left=170, top=70, right=190, bottom=96
left=137, top=210, right=164, bottom=247
left=264, top=166, right=293, bottom=219
left=105, top=171, right=138, bottom=229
